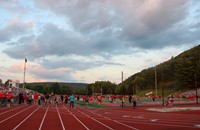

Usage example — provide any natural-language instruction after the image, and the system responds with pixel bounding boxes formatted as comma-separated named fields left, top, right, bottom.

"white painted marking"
left=0, top=106, right=24, bottom=116
left=147, top=107, right=200, bottom=112
left=150, top=119, right=158, bottom=122
left=113, top=120, right=139, bottom=130
left=13, top=106, right=41, bottom=130
left=38, top=106, right=49, bottom=130
left=195, top=124, right=200, bottom=128
left=56, top=105, right=66, bottom=130
left=105, top=112, right=111, bottom=114
left=0, top=106, right=33, bottom=124
left=123, top=115, right=131, bottom=118
left=132, top=116, right=144, bottom=119
left=78, top=110, right=114, bottom=130
left=63, top=105, right=90, bottom=130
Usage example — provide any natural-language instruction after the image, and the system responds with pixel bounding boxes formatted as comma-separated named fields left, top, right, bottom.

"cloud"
left=28, top=63, right=73, bottom=82
left=33, top=0, right=200, bottom=49
left=3, top=23, right=124, bottom=59
left=0, top=17, right=33, bottom=42
left=1, top=0, right=200, bottom=83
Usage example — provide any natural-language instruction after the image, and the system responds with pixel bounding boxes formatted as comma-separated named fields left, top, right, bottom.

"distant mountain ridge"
left=23, top=82, right=88, bottom=88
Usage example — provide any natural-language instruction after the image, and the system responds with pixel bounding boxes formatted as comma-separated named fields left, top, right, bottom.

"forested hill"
left=26, top=82, right=88, bottom=88
left=22, top=82, right=88, bottom=94
left=119, top=44, right=200, bottom=95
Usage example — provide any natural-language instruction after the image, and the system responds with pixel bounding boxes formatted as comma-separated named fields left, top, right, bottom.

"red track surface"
left=0, top=104, right=200, bottom=130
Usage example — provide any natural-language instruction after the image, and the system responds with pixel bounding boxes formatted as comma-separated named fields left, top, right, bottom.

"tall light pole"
left=195, top=74, right=198, bottom=104
left=23, top=59, right=27, bottom=89
left=155, top=67, right=158, bottom=96
left=121, top=71, right=123, bottom=83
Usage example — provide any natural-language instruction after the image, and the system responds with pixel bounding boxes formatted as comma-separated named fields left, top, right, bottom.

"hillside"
left=119, top=44, right=200, bottom=95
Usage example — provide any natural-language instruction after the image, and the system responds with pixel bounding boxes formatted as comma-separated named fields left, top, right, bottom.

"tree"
left=175, top=57, right=195, bottom=88
left=0, top=79, right=2, bottom=85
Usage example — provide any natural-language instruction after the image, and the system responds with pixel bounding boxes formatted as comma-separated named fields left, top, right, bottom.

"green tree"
left=175, top=57, right=195, bottom=88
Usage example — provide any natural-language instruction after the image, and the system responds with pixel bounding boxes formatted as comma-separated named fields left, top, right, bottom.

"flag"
left=25, top=59, right=27, bottom=62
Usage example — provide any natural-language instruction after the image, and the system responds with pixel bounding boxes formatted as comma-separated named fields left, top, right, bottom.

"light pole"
left=121, top=71, right=123, bottom=83
left=195, top=74, right=198, bottom=104
left=23, top=59, right=27, bottom=89
left=155, top=67, right=158, bottom=96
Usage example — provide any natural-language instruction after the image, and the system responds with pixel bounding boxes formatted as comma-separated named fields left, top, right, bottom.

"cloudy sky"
left=0, top=0, right=199, bottom=84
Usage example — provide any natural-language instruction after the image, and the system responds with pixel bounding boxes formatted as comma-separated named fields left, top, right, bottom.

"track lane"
left=14, top=106, right=47, bottom=130
left=75, top=105, right=139, bottom=130
left=74, top=105, right=200, bottom=130
left=64, top=105, right=111, bottom=130
left=58, top=105, right=88, bottom=130
left=0, top=106, right=36, bottom=130
left=40, top=107, right=63, bottom=130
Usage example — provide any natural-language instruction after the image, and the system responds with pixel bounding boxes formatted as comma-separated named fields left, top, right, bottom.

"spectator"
left=65, top=95, right=68, bottom=104
left=69, top=94, right=75, bottom=108
left=132, top=96, right=137, bottom=108
left=121, top=95, right=125, bottom=108
left=7, top=91, right=13, bottom=108
left=33, top=93, right=38, bottom=106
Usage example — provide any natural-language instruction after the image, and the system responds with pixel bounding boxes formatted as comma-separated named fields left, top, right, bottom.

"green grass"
left=75, top=101, right=107, bottom=108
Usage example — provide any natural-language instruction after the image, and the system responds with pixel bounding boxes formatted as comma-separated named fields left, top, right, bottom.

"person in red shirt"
left=23, top=93, right=28, bottom=105
left=0, top=91, right=3, bottom=107
left=7, top=91, right=13, bottom=108
left=2, top=91, right=7, bottom=107
left=33, top=93, right=38, bottom=106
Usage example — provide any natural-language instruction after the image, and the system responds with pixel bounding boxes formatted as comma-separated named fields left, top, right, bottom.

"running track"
left=0, top=104, right=200, bottom=130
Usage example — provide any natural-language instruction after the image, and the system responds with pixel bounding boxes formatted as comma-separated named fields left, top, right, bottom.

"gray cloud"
left=34, top=0, right=200, bottom=49
left=29, top=67, right=73, bottom=82
left=0, top=19, right=32, bottom=42
left=3, top=23, right=124, bottom=59
left=1, top=0, right=200, bottom=82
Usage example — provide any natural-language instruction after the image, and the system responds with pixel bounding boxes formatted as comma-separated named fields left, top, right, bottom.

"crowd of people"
left=1, top=84, right=103, bottom=108
left=3, top=84, right=192, bottom=109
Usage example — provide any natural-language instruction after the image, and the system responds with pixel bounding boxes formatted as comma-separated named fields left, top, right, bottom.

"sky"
left=0, top=0, right=200, bottom=84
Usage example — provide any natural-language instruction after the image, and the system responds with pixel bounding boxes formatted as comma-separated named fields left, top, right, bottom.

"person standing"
left=121, top=95, right=125, bottom=108
left=132, top=96, right=137, bottom=108
left=77, top=95, right=80, bottom=104
left=69, top=94, right=75, bottom=108
left=7, top=91, right=13, bottom=108
left=129, top=95, right=132, bottom=103
left=65, top=95, right=68, bottom=104
left=33, top=93, right=38, bottom=106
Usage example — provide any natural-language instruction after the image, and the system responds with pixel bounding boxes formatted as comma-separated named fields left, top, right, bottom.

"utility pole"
left=92, top=85, right=94, bottom=96
left=195, top=74, right=198, bottom=104
left=23, top=59, right=27, bottom=89
left=155, top=67, right=158, bottom=96
left=121, top=71, right=123, bottom=83
left=161, top=71, right=165, bottom=106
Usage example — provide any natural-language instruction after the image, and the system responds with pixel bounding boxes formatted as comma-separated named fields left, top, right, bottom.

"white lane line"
left=56, top=105, right=66, bottom=130
left=77, top=110, right=114, bottom=130
left=0, top=106, right=33, bottom=124
left=13, top=106, right=41, bottom=130
left=0, top=106, right=24, bottom=116
left=77, top=106, right=139, bottom=130
left=113, top=120, right=139, bottom=130
left=62, top=105, right=90, bottom=130
left=38, top=106, right=49, bottom=130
